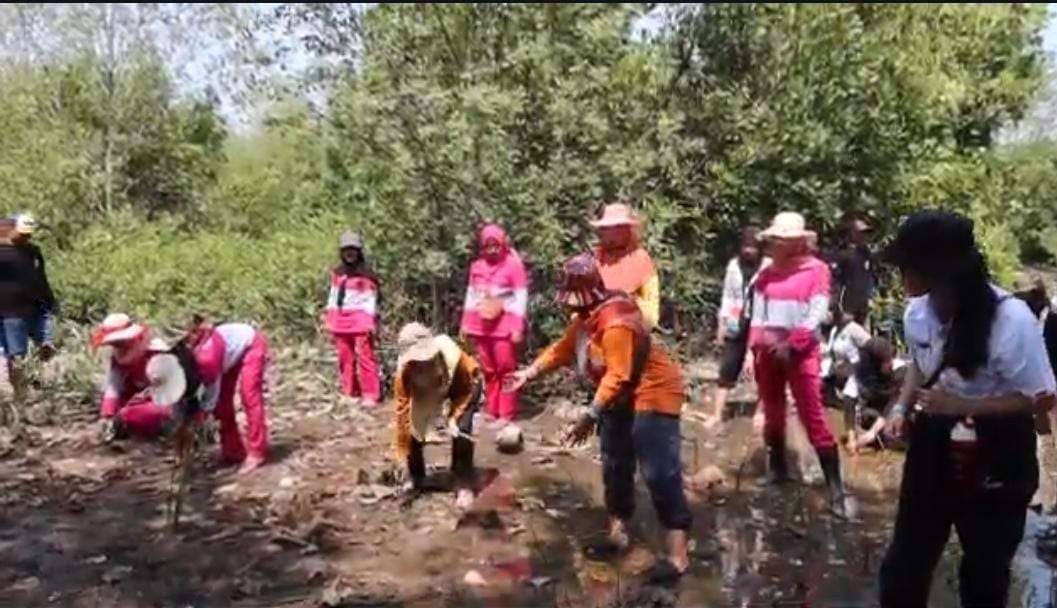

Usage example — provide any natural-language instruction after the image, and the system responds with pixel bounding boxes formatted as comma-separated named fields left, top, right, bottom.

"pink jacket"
left=748, top=256, right=830, bottom=353
left=325, top=271, right=378, bottom=335
left=193, top=323, right=258, bottom=410
left=460, top=224, right=528, bottom=339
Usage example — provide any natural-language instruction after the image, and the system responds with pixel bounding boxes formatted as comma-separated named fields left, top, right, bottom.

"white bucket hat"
left=760, top=211, right=815, bottom=240
left=14, top=213, right=36, bottom=235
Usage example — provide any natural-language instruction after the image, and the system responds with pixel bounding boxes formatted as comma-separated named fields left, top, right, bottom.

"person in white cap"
left=592, top=202, right=660, bottom=327
left=92, top=313, right=183, bottom=440
left=186, top=316, right=271, bottom=474
left=0, top=214, right=55, bottom=402
left=392, top=322, right=482, bottom=510
left=323, top=231, right=381, bottom=406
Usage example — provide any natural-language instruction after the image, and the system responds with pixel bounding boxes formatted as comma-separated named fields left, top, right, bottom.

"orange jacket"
left=534, top=296, right=683, bottom=416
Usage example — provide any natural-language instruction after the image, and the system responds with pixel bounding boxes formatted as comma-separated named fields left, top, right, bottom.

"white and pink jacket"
left=748, top=256, right=831, bottom=352
left=325, top=271, right=378, bottom=335
left=460, top=224, right=528, bottom=340
left=194, top=323, right=259, bottom=410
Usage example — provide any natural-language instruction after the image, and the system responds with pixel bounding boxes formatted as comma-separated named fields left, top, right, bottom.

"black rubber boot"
left=817, top=446, right=848, bottom=519
left=758, top=439, right=792, bottom=487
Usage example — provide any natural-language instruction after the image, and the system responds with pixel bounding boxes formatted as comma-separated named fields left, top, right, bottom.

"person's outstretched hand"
left=504, top=368, right=533, bottom=394
left=563, top=411, right=597, bottom=446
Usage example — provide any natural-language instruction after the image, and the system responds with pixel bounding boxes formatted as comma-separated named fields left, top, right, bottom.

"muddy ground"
left=0, top=362, right=1054, bottom=608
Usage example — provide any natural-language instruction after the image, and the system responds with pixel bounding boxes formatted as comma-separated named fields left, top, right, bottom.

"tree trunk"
left=102, top=3, right=116, bottom=215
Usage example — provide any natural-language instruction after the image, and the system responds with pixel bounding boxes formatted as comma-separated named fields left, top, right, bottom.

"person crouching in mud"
left=392, top=323, right=483, bottom=510
left=506, top=253, right=691, bottom=583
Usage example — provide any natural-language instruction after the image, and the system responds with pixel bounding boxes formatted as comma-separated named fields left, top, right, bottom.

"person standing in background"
left=460, top=223, right=528, bottom=424
left=10, top=214, right=55, bottom=361
left=0, top=214, right=56, bottom=405
left=702, top=226, right=762, bottom=430
left=833, top=212, right=875, bottom=326
left=749, top=211, right=849, bottom=517
left=324, top=232, right=381, bottom=407
left=1010, top=272, right=1057, bottom=516
left=593, top=203, right=660, bottom=328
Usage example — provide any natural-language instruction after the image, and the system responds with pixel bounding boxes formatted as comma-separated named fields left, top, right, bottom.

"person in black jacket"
left=833, top=212, right=876, bottom=326
left=0, top=214, right=55, bottom=403
left=10, top=214, right=55, bottom=359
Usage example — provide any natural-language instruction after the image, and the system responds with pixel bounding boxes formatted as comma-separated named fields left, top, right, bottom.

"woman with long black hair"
left=879, top=211, right=1057, bottom=607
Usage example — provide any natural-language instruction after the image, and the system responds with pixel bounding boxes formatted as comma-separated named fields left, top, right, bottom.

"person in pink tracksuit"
left=189, top=320, right=270, bottom=474
left=324, top=232, right=381, bottom=406
left=460, top=224, right=528, bottom=423
left=750, top=212, right=849, bottom=518
left=94, top=313, right=176, bottom=440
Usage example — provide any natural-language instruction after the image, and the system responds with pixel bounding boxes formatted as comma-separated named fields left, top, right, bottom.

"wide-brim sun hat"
left=590, top=203, right=640, bottom=229
left=1013, top=271, right=1047, bottom=297
left=91, top=313, right=148, bottom=348
left=146, top=353, right=187, bottom=407
left=759, top=211, right=815, bottom=240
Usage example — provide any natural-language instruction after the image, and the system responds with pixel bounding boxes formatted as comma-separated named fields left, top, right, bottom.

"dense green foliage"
left=0, top=3, right=1054, bottom=343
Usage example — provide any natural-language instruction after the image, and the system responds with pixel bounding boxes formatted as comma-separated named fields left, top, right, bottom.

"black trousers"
left=598, top=408, right=693, bottom=530
left=879, top=422, right=1030, bottom=608
left=407, top=398, right=478, bottom=488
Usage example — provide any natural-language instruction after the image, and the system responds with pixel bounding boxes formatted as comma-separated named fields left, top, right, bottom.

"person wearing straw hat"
left=93, top=313, right=187, bottom=441
left=506, top=253, right=690, bottom=583
left=591, top=203, right=660, bottom=328
left=833, top=212, right=876, bottom=326
left=460, top=223, right=529, bottom=425
left=750, top=211, right=849, bottom=518
left=324, top=231, right=381, bottom=407
left=186, top=317, right=271, bottom=474
left=392, top=322, right=483, bottom=510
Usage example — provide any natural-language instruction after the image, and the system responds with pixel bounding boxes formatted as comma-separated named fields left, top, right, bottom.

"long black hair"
left=884, top=211, right=996, bottom=378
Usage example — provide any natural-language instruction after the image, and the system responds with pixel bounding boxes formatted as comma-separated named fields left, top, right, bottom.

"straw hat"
left=590, top=203, right=640, bottom=228
left=397, top=322, right=440, bottom=367
left=760, top=211, right=814, bottom=240
left=555, top=253, right=606, bottom=308
left=92, top=313, right=148, bottom=348
left=145, top=353, right=187, bottom=407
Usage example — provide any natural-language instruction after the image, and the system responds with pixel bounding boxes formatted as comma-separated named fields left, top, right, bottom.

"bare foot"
left=238, top=455, right=266, bottom=475
left=455, top=488, right=474, bottom=511
left=607, top=517, right=630, bottom=550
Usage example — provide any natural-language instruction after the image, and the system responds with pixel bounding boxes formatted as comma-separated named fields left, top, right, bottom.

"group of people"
left=9, top=198, right=1057, bottom=602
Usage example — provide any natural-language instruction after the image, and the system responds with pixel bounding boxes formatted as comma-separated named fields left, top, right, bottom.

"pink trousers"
left=214, top=334, right=270, bottom=462
left=473, top=336, right=518, bottom=420
left=332, top=333, right=380, bottom=402
left=753, top=342, right=836, bottom=449
left=105, top=396, right=172, bottom=438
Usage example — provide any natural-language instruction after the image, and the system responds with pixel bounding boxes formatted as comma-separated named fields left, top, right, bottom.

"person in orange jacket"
left=506, top=253, right=690, bottom=583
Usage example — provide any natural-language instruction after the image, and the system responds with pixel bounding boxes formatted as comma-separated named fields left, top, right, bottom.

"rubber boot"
left=817, top=446, right=848, bottom=519
left=758, top=439, right=792, bottom=487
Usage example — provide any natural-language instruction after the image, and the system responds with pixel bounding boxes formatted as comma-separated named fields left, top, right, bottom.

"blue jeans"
left=0, top=309, right=52, bottom=359
left=598, top=409, right=693, bottom=530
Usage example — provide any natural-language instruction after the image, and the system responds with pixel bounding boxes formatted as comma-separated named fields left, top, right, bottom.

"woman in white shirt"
left=878, top=211, right=1057, bottom=608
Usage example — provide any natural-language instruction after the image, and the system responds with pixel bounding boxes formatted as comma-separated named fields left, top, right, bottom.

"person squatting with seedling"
left=506, top=253, right=691, bottom=584
left=391, top=322, right=483, bottom=511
